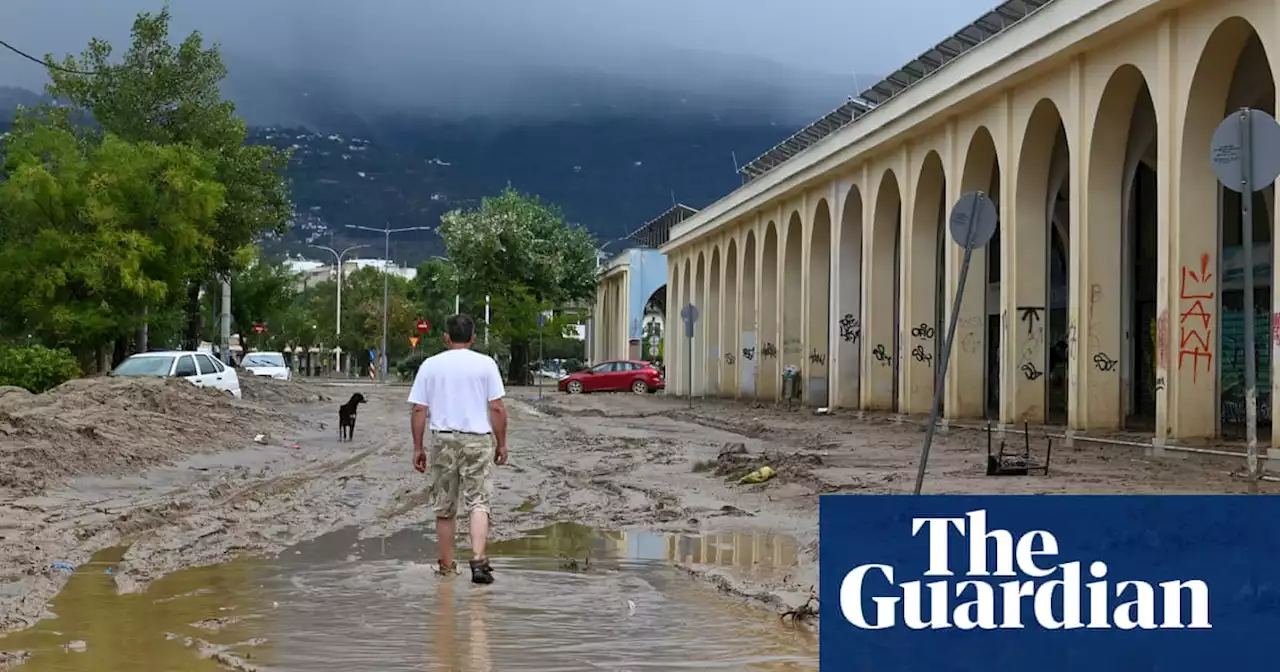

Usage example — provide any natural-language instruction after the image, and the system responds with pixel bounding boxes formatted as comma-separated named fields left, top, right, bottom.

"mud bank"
left=522, top=387, right=1280, bottom=618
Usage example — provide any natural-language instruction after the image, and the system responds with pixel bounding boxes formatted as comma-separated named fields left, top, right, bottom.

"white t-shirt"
left=407, top=348, right=506, bottom=433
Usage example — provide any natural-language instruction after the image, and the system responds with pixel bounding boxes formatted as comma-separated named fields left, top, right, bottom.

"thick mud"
left=3, top=378, right=1267, bottom=668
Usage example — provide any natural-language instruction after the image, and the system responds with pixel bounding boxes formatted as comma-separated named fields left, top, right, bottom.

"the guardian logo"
left=840, top=509, right=1211, bottom=631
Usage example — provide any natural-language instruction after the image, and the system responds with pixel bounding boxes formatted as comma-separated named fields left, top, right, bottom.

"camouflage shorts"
left=428, top=431, right=495, bottom=519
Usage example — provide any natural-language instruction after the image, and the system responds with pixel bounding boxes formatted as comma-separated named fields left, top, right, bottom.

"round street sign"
left=1210, top=108, right=1280, bottom=193
left=416, top=319, right=430, bottom=334
left=253, top=323, right=266, bottom=335
left=948, top=191, right=999, bottom=250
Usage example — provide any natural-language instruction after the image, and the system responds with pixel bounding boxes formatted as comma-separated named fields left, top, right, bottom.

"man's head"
left=444, top=314, right=476, bottom=348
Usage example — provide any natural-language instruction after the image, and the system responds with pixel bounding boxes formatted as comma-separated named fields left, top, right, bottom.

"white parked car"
left=242, top=351, right=291, bottom=381
left=111, top=350, right=242, bottom=399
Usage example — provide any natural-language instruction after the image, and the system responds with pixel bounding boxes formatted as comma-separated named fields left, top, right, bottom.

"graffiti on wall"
left=742, top=347, right=755, bottom=361
left=839, top=314, right=861, bottom=343
left=761, top=342, right=778, bottom=359
left=724, top=352, right=736, bottom=366
left=808, top=349, right=827, bottom=365
left=1093, top=353, right=1118, bottom=372
left=1018, top=306, right=1043, bottom=335
left=1178, top=253, right=1214, bottom=383
left=911, top=323, right=935, bottom=340
left=872, top=344, right=890, bottom=366
left=911, top=345, right=932, bottom=366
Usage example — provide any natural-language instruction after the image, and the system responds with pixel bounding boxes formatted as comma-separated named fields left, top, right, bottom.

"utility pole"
left=220, top=277, right=232, bottom=365
left=309, top=243, right=369, bottom=374
left=346, top=223, right=430, bottom=382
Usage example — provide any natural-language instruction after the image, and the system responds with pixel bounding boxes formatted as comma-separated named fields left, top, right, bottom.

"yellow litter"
left=739, top=465, right=776, bottom=484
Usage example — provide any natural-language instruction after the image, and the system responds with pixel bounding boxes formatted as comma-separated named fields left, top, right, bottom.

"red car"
left=558, top=359, right=665, bottom=394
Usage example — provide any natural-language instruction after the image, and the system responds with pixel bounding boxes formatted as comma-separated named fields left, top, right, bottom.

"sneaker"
left=469, top=558, right=494, bottom=584
left=436, top=561, right=458, bottom=576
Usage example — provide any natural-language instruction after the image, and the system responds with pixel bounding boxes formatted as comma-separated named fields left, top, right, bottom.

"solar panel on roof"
left=736, top=0, right=1057, bottom=183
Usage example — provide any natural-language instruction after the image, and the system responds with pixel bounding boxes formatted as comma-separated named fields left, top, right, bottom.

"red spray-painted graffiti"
left=1272, top=312, right=1280, bottom=348
left=1178, top=253, right=1214, bottom=383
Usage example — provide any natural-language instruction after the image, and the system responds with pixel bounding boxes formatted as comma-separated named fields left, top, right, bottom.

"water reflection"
left=0, top=525, right=814, bottom=671
left=502, top=523, right=800, bottom=582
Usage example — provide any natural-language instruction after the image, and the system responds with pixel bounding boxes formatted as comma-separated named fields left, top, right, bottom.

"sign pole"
left=1210, top=107, right=1280, bottom=481
left=1239, top=109, right=1260, bottom=480
left=537, top=312, right=545, bottom=400
left=679, top=302, right=700, bottom=409
left=914, top=191, right=998, bottom=495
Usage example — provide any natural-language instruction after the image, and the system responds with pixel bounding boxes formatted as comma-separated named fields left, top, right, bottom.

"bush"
left=397, top=352, right=427, bottom=380
left=0, top=345, right=83, bottom=393
left=565, top=358, right=584, bottom=373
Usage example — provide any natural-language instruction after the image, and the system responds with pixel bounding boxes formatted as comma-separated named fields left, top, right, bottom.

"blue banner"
left=819, top=495, right=1280, bottom=670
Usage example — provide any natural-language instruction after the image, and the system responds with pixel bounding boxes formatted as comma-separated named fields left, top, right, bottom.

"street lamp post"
left=309, top=243, right=369, bottom=374
left=347, top=223, right=431, bottom=382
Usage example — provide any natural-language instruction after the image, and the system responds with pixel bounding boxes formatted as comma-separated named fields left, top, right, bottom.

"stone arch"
left=760, top=222, right=781, bottom=400
left=723, top=237, right=739, bottom=396
left=708, top=245, right=722, bottom=395
left=783, top=211, right=805, bottom=381
left=740, top=229, right=759, bottom=398
left=836, top=185, right=864, bottom=408
left=953, top=125, right=1003, bottom=419
left=680, top=257, right=691, bottom=395
left=694, top=251, right=706, bottom=396
left=1086, top=63, right=1159, bottom=430
left=1009, top=97, right=1071, bottom=424
left=868, top=168, right=903, bottom=411
left=1178, top=16, right=1278, bottom=439
left=905, top=150, right=948, bottom=413
left=808, top=198, right=832, bottom=405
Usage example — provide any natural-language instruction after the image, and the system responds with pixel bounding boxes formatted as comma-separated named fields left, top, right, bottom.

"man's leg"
left=459, top=435, right=496, bottom=583
left=469, top=509, right=489, bottom=560
left=429, top=437, right=461, bottom=572
left=436, top=516, right=457, bottom=568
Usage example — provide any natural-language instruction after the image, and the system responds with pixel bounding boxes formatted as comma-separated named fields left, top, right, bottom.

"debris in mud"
left=237, top=376, right=331, bottom=405
left=780, top=594, right=819, bottom=625
left=713, top=445, right=824, bottom=484
left=0, top=650, right=30, bottom=669
left=739, top=466, right=776, bottom=484
left=559, top=556, right=590, bottom=572
left=0, top=376, right=302, bottom=496
left=63, top=639, right=87, bottom=652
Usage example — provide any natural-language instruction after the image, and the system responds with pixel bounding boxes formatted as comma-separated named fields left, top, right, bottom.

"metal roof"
left=626, top=203, right=699, bottom=248
left=738, top=0, right=1057, bottom=182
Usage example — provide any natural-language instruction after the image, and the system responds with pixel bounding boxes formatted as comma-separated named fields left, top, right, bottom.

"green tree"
left=45, top=7, right=292, bottom=348
left=0, top=117, right=224, bottom=370
left=229, top=248, right=300, bottom=348
left=414, top=257, right=459, bottom=340
left=437, top=187, right=597, bottom=383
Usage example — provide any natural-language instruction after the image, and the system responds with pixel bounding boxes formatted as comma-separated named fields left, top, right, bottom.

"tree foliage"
left=437, top=186, right=597, bottom=382
left=0, top=115, right=224, bottom=361
left=45, top=7, right=292, bottom=346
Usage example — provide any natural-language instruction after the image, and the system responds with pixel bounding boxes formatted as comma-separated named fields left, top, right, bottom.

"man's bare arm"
left=488, top=399, right=508, bottom=448
left=411, top=404, right=428, bottom=450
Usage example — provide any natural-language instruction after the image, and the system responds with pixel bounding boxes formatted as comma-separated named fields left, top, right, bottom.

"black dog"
left=338, top=393, right=366, bottom=442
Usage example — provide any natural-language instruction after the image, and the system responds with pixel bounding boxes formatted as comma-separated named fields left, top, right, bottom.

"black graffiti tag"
left=911, top=344, right=933, bottom=366
left=872, top=344, right=890, bottom=367
left=724, top=352, right=736, bottom=366
left=1021, top=362, right=1043, bottom=381
left=839, top=314, right=861, bottom=343
left=742, top=347, right=755, bottom=361
left=911, top=323, right=935, bottom=340
left=1019, top=306, right=1043, bottom=335
left=1093, top=352, right=1118, bottom=372
left=761, top=342, right=778, bottom=359
left=808, top=349, right=827, bottom=365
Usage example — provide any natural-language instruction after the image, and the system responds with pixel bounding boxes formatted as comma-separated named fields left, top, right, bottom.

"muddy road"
left=2, top=377, right=1270, bottom=668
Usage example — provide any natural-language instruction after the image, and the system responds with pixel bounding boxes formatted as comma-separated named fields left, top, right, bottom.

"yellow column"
left=864, top=169, right=900, bottom=411
left=1002, top=94, right=1049, bottom=426
left=945, top=119, right=992, bottom=420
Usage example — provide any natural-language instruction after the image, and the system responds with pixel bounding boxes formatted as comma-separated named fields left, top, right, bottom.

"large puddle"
left=1, top=524, right=815, bottom=670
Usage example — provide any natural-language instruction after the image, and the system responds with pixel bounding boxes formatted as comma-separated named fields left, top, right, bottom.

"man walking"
left=408, top=314, right=509, bottom=583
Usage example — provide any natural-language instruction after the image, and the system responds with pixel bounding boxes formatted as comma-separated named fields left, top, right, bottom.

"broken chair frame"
left=985, top=421, right=1053, bottom=477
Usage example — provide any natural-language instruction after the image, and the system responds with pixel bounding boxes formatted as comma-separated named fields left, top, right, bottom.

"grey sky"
left=0, top=0, right=998, bottom=123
